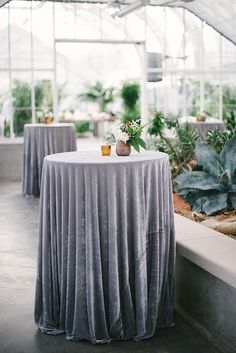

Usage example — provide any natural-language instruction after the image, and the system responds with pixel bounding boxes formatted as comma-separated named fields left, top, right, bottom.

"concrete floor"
left=0, top=181, right=225, bottom=353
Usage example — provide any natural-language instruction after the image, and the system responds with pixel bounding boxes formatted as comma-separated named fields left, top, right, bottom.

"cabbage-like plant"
left=174, top=134, right=236, bottom=215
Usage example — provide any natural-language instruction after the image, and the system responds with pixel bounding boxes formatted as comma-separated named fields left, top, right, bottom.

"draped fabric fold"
left=22, top=124, right=76, bottom=197
left=35, top=151, right=175, bottom=344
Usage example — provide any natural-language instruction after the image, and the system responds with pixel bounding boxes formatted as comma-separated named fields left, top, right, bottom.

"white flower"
left=114, top=131, right=129, bottom=143
left=109, top=120, right=131, bottom=143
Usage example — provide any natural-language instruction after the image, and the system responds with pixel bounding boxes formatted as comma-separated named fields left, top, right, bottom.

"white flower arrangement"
left=105, top=118, right=147, bottom=152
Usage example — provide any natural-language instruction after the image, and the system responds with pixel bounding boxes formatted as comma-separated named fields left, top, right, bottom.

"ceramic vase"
left=116, top=141, right=131, bottom=156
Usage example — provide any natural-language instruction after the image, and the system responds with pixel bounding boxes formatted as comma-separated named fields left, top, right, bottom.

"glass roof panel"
left=1, top=0, right=236, bottom=121
left=2, top=0, right=236, bottom=44
left=163, top=0, right=236, bottom=44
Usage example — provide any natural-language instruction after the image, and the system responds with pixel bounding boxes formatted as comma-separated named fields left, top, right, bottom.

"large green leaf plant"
left=174, top=134, right=236, bottom=215
left=78, top=81, right=115, bottom=112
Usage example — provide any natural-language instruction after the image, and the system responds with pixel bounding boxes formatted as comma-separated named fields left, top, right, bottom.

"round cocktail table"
left=35, top=150, right=175, bottom=343
left=22, top=123, right=76, bottom=197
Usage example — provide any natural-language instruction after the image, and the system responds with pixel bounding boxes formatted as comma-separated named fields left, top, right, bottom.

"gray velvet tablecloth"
left=35, top=150, right=175, bottom=344
left=180, top=117, right=225, bottom=139
left=22, top=123, right=76, bottom=197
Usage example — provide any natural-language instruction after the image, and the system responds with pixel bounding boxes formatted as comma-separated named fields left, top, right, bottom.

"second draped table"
left=22, top=123, right=77, bottom=197
left=35, top=150, right=176, bottom=344
left=180, top=116, right=225, bottom=139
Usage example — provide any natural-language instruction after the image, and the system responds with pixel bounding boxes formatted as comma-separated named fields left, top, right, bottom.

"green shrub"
left=148, top=111, right=199, bottom=177
left=12, top=80, right=32, bottom=136
left=206, top=129, right=233, bottom=154
left=120, top=82, right=139, bottom=110
left=120, top=81, right=140, bottom=122
left=75, top=121, right=92, bottom=134
left=223, top=111, right=236, bottom=134
left=4, top=124, right=10, bottom=137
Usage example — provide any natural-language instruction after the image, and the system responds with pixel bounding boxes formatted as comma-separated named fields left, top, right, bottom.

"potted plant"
left=106, top=118, right=146, bottom=156
left=44, top=112, right=53, bottom=124
left=195, top=113, right=206, bottom=122
left=120, top=81, right=140, bottom=122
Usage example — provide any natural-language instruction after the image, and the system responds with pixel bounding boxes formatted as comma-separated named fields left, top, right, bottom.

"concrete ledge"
left=175, top=214, right=236, bottom=289
left=0, top=138, right=23, bottom=181
left=0, top=137, right=23, bottom=145
left=175, top=214, right=236, bottom=350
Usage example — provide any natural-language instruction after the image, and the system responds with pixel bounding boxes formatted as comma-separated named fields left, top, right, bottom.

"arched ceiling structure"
left=151, top=0, right=236, bottom=45
left=1, top=0, right=236, bottom=45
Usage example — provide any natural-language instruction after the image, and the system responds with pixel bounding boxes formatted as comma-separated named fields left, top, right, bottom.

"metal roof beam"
left=113, top=0, right=150, bottom=17
left=0, top=0, right=10, bottom=7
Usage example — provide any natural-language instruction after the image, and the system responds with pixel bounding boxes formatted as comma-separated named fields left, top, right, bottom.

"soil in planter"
left=173, top=193, right=236, bottom=239
left=173, top=193, right=194, bottom=220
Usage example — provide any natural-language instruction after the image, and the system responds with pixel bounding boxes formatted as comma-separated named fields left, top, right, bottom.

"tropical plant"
left=75, top=121, right=92, bottom=135
left=174, top=134, right=236, bottom=215
left=224, top=111, right=236, bottom=134
left=148, top=111, right=199, bottom=177
left=12, top=80, right=32, bottom=136
left=206, top=129, right=233, bottom=154
left=120, top=81, right=139, bottom=110
left=148, top=111, right=165, bottom=135
left=78, top=81, right=115, bottom=112
left=106, top=118, right=146, bottom=152
left=120, top=81, right=140, bottom=121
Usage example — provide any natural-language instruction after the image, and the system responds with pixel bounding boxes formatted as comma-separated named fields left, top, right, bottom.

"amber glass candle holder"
left=101, top=145, right=111, bottom=156
left=44, top=117, right=53, bottom=125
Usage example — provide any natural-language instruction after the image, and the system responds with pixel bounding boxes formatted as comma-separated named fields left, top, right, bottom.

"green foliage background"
left=148, top=111, right=199, bottom=177
left=120, top=81, right=140, bottom=122
left=12, top=80, right=32, bottom=136
left=78, top=81, right=115, bottom=112
left=12, top=79, right=54, bottom=136
left=3, top=78, right=236, bottom=137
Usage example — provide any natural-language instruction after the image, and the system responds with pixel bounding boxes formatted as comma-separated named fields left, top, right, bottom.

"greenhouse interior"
left=0, top=0, right=236, bottom=352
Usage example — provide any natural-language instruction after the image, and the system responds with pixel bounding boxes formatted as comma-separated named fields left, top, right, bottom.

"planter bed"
left=174, top=193, right=236, bottom=240
left=175, top=213, right=236, bottom=350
